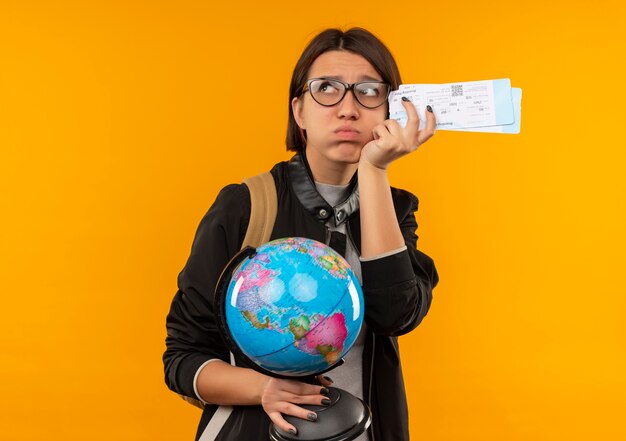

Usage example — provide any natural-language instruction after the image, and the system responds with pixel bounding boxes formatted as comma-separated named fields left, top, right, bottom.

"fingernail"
left=320, top=387, right=330, bottom=396
left=307, top=412, right=317, bottom=422
left=401, top=96, right=410, bottom=102
left=426, top=105, right=433, bottom=113
left=322, top=398, right=331, bottom=406
left=288, top=428, right=297, bottom=435
left=323, top=376, right=333, bottom=383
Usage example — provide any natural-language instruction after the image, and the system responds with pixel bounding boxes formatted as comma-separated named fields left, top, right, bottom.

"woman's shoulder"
left=209, top=183, right=251, bottom=214
left=196, top=184, right=252, bottom=238
left=216, top=182, right=250, bottom=202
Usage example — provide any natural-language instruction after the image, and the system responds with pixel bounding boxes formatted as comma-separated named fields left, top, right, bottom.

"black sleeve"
left=163, top=184, right=250, bottom=399
left=360, top=191, right=439, bottom=336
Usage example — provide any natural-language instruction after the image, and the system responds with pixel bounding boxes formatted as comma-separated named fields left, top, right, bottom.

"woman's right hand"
left=261, top=375, right=333, bottom=435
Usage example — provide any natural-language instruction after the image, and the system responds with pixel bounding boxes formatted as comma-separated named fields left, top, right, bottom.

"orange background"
left=1, top=1, right=625, bottom=440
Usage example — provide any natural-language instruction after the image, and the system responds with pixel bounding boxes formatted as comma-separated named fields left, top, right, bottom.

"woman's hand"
left=261, top=375, right=334, bottom=435
left=361, top=98, right=436, bottom=171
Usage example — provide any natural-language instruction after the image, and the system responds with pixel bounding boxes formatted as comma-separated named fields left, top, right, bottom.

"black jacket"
left=163, top=151, right=439, bottom=440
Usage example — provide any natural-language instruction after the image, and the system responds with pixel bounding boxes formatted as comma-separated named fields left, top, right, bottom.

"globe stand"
left=269, top=387, right=371, bottom=441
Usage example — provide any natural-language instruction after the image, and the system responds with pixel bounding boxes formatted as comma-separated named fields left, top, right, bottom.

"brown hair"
left=286, top=27, right=402, bottom=152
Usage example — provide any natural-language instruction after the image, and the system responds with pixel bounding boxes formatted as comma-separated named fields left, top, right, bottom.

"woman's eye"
left=318, top=82, right=339, bottom=94
left=358, top=86, right=380, bottom=97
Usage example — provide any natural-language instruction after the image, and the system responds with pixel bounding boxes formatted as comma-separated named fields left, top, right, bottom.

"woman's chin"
left=332, top=142, right=363, bottom=164
left=306, top=142, right=364, bottom=166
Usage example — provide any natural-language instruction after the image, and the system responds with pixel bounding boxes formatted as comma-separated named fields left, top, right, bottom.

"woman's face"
left=292, top=50, right=388, bottom=167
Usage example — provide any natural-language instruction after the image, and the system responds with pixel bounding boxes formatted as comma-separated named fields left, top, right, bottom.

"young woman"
left=164, top=27, right=439, bottom=441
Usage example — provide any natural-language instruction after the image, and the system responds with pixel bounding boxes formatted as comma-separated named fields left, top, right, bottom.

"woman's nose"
left=337, top=89, right=360, bottom=119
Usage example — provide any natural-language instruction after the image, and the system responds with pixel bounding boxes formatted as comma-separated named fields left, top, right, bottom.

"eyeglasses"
left=301, top=78, right=391, bottom=109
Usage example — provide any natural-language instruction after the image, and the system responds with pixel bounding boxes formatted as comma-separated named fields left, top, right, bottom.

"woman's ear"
left=291, top=96, right=305, bottom=129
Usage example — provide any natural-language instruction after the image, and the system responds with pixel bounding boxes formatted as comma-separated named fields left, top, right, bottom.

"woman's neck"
left=304, top=146, right=358, bottom=185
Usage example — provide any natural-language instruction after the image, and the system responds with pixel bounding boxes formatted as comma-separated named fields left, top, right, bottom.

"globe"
left=217, top=237, right=364, bottom=377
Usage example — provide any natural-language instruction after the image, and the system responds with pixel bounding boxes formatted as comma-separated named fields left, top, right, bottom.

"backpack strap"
left=241, top=171, right=278, bottom=248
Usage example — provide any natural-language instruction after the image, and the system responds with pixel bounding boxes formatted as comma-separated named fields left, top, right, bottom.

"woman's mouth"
left=335, top=126, right=360, bottom=139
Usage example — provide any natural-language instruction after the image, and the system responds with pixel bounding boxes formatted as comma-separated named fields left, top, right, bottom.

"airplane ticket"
left=388, top=78, right=518, bottom=132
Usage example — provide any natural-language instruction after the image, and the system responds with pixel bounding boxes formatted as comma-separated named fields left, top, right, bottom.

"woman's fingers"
left=293, top=389, right=332, bottom=406
left=397, top=98, right=437, bottom=149
left=267, top=411, right=298, bottom=435
left=281, top=379, right=328, bottom=397
left=261, top=378, right=332, bottom=434
left=316, top=374, right=334, bottom=387
left=372, top=122, right=390, bottom=143
left=265, top=395, right=326, bottom=434
left=282, top=402, right=319, bottom=421
left=268, top=378, right=330, bottom=401
left=401, top=97, right=421, bottom=133
left=417, top=105, right=437, bottom=145
left=267, top=399, right=323, bottom=435
left=364, top=96, right=436, bottom=170
left=382, top=118, right=403, bottom=138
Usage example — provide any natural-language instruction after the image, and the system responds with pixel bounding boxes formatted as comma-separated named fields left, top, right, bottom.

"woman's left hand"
left=360, top=98, right=436, bottom=170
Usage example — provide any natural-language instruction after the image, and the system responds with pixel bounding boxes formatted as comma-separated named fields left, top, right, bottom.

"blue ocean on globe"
left=224, top=237, right=364, bottom=376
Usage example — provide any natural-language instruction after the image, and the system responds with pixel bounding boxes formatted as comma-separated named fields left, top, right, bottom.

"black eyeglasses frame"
left=301, top=78, right=391, bottom=109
